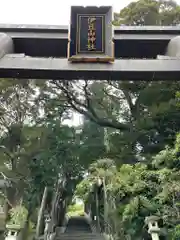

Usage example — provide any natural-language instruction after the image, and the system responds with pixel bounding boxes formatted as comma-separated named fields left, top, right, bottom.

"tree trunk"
left=95, top=191, right=100, bottom=232
left=4, top=187, right=10, bottom=222
left=103, top=177, right=108, bottom=233
left=35, top=187, right=48, bottom=238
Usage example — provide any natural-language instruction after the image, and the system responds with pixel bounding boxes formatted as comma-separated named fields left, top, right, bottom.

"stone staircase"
left=55, top=216, right=104, bottom=240
left=56, top=233, right=104, bottom=240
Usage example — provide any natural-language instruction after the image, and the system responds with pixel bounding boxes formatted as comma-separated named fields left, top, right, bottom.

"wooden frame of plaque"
left=68, top=6, right=114, bottom=63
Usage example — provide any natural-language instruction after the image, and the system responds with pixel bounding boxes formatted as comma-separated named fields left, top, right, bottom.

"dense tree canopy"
left=114, top=0, right=180, bottom=26
left=50, top=80, right=180, bottom=164
left=76, top=133, right=180, bottom=239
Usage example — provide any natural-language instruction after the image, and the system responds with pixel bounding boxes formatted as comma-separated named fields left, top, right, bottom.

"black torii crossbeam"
left=0, top=5, right=180, bottom=80
left=0, top=56, right=180, bottom=80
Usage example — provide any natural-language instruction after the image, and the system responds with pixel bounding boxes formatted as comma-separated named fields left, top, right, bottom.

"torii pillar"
left=0, top=33, right=14, bottom=59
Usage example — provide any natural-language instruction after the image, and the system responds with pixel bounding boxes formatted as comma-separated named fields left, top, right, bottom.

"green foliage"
left=7, top=206, right=34, bottom=230
left=75, top=132, right=180, bottom=238
left=172, top=224, right=180, bottom=240
left=56, top=80, right=180, bottom=164
left=75, top=179, right=93, bottom=202
left=67, top=203, right=84, bottom=216
left=114, top=0, right=180, bottom=26
left=0, top=79, right=106, bottom=212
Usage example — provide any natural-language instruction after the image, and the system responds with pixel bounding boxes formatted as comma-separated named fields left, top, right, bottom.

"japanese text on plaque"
left=87, top=17, right=96, bottom=51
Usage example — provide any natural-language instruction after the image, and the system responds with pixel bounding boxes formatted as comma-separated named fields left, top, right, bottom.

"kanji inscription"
left=76, top=14, right=105, bottom=54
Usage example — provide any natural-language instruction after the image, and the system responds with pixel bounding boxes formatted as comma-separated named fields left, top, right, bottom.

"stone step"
left=55, top=237, right=104, bottom=240
left=57, top=233, right=101, bottom=238
left=65, top=228, right=92, bottom=233
left=55, top=238, right=104, bottom=240
left=55, top=233, right=104, bottom=240
left=64, top=216, right=92, bottom=234
left=57, top=233, right=101, bottom=236
left=38, top=234, right=104, bottom=240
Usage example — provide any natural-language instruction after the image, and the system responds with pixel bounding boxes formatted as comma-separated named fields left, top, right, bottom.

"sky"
left=0, top=0, right=137, bottom=25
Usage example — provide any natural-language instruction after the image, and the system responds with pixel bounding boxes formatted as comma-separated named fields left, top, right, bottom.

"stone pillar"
left=44, top=217, right=51, bottom=240
left=0, top=33, right=14, bottom=59
left=145, top=216, right=160, bottom=240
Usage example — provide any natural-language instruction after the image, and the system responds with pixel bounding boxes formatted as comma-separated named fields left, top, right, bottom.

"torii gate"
left=0, top=6, right=180, bottom=81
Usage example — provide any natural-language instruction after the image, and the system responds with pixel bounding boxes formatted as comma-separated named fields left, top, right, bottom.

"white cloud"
left=0, top=0, right=136, bottom=25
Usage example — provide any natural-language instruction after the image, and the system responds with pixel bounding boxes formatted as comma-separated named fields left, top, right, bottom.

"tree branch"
left=0, top=191, right=13, bottom=208
left=55, top=81, right=129, bottom=131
